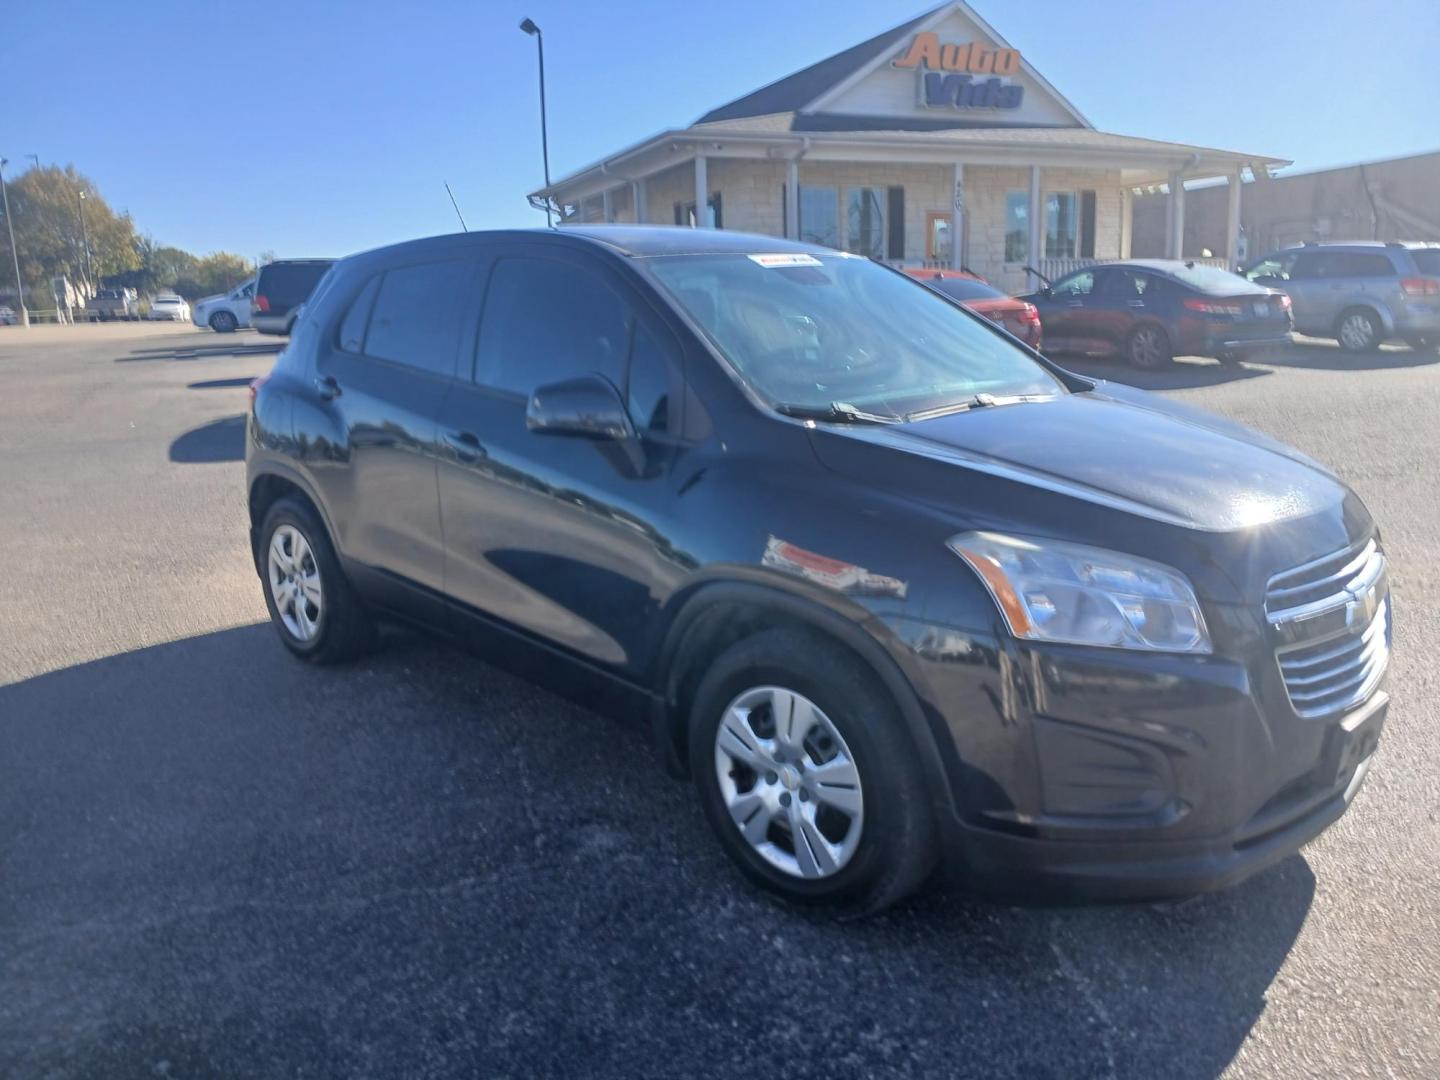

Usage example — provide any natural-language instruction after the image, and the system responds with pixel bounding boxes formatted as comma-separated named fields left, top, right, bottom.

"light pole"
left=0, top=158, right=27, bottom=327
left=519, top=17, right=553, bottom=227
left=77, top=190, right=93, bottom=287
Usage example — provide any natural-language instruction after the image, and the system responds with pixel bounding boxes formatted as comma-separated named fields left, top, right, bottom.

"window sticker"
left=747, top=253, right=823, bottom=268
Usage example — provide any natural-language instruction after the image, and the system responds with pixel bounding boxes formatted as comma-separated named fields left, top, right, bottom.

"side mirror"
left=527, top=375, right=634, bottom=440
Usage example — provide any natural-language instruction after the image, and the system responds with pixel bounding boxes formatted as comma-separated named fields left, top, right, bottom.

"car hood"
left=194, top=293, right=224, bottom=306
left=807, top=382, right=1349, bottom=533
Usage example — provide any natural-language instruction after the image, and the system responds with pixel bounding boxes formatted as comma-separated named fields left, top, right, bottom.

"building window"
left=798, top=185, right=839, bottom=248
left=1004, top=191, right=1028, bottom=263
left=1046, top=192, right=1079, bottom=258
left=846, top=186, right=887, bottom=260
left=674, top=194, right=723, bottom=228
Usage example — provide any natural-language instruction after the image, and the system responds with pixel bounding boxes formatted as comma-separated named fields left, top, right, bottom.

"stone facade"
left=569, top=160, right=1128, bottom=294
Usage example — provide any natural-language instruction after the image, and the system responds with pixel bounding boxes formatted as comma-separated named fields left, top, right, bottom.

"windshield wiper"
left=905, top=393, right=1055, bottom=422
left=774, top=401, right=899, bottom=425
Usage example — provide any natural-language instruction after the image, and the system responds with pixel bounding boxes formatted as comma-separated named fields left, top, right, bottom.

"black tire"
left=1335, top=307, right=1381, bottom=352
left=257, top=496, right=375, bottom=663
left=1405, top=336, right=1437, bottom=352
left=688, top=627, right=936, bottom=916
left=1217, top=349, right=1243, bottom=366
left=1126, top=323, right=1173, bottom=369
left=209, top=310, right=238, bottom=333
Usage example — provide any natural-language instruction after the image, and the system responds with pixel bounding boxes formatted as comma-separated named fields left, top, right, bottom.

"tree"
left=0, top=165, right=138, bottom=296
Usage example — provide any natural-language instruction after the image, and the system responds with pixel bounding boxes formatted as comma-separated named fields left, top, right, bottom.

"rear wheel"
left=209, top=310, right=238, bottom=333
left=1126, top=323, right=1172, bottom=369
left=688, top=628, right=936, bottom=915
left=1336, top=308, right=1381, bottom=352
left=258, top=496, right=375, bottom=663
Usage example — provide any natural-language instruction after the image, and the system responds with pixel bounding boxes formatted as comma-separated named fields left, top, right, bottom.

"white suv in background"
left=192, top=278, right=255, bottom=333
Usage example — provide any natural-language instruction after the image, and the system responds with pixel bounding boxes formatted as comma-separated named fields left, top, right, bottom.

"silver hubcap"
left=267, top=524, right=322, bottom=642
left=713, top=686, right=864, bottom=880
left=1340, top=314, right=1374, bottom=350
left=1132, top=328, right=1164, bottom=366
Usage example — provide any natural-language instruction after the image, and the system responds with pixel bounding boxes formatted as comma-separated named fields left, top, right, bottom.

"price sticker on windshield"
left=748, top=253, right=823, bottom=268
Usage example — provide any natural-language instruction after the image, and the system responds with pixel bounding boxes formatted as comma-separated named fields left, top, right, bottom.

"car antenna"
left=444, top=182, right=468, bottom=232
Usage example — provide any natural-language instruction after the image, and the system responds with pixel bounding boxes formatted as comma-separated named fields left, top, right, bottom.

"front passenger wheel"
left=259, top=496, right=375, bottom=663
left=209, top=310, right=238, bottom=333
left=688, top=628, right=936, bottom=915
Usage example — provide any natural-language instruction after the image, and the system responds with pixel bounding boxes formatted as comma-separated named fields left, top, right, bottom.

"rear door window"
left=363, top=260, right=471, bottom=377
left=1337, top=252, right=1395, bottom=277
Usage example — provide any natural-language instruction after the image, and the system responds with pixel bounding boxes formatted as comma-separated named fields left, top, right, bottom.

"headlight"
left=948, top=532, right=1211, bottom=654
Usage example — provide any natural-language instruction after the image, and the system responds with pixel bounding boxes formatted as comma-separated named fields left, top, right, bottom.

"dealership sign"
left=892, top=32, right=1024, bottom=110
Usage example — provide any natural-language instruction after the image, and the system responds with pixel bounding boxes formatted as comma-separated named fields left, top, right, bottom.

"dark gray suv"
left=1241, top=241, right=1440, bottom=351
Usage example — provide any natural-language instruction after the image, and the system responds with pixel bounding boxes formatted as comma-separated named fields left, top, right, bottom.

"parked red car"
left=902, top=269, right=1043, bottom=349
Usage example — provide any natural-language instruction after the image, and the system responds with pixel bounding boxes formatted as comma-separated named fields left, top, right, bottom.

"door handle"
left=314, top=375, right=341, bottom=400
left=1127, top=300, right=1146, bottom=308
left=1066, top=301, right=1084, bottom=308
left=444, top=430, right=485, bottom=463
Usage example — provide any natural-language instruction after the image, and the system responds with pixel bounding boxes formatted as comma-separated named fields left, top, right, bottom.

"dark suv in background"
left=1240, top=241, right=1440, bottom=351
left=252, top=258, right=335, bottom=335
left=246, top=227, right=1390, bottom=913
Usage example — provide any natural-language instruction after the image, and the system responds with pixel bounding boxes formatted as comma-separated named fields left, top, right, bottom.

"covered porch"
left=538, top=127, right=1282, bottom=293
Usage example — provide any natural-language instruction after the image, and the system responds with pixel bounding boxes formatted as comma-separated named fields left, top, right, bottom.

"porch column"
left=693, top=155, right=708, bottom=228
left=1120, top=188, right=1134, bottom=258
left=951, top=163, right=965, bottom=271
left=601, top=188, right=614, bottom=224
left=1225, top=166, right=1244, bottom=269
left=1027, top=166, right=1043, bottom=286
left=785, top=159, right=800, bottom=240
left=1168, top=170, right=1186, bottom=259
left=632, top=179, right=647, bottom=224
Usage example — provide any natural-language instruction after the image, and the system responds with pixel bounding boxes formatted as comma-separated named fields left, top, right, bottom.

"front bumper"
left=885, top=615, right=1387, bottom=901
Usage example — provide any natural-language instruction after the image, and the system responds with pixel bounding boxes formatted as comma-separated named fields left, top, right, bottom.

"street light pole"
left=77, top=191, right=93, bottom=287
left=519, top=18, right=553, bottom=227
left=0, top=158, right=28, bottom=327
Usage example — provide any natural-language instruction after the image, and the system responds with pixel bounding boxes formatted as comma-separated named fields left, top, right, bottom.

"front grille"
left=1266, top=539, right=1390, bottom=719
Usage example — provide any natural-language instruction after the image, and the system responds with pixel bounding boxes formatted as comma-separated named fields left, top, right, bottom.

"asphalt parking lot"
left=2, top=321, right=1437, bottom=1079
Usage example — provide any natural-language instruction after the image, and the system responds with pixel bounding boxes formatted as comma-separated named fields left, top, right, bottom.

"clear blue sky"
left=6, top=0, right=1437, bottom=261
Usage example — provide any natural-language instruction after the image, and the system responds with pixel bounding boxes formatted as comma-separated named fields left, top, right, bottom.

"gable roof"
left=694, top=2, right=1091, bottom=130
left=696, top=4, right=941, bottom=124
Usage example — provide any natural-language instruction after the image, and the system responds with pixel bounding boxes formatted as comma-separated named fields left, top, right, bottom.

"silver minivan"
left=1241, top=241, right=1440, bottom=351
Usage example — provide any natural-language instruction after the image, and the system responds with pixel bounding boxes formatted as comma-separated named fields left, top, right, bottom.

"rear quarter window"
left=1410, top=250, right=1440, bottom=275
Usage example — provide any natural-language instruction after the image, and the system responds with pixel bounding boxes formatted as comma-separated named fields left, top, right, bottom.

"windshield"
left=647, top=253, right=1063, bottom=420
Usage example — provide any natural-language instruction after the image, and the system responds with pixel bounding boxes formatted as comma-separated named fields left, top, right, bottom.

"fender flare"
left=649, top=580, right=955, bottom=819
left=247, top=462, right=340, bottom=567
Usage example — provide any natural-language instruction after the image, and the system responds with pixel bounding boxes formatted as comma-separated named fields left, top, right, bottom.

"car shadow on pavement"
left=169, top=415, right=245, bottom=463
left=116, top=341, right=283, bottom=363
left=0, top=623, right=1315, bottom=1079
left=1260, top=339, right=1440, bottom=371
left=1058, top=355, right=1275, bottom=391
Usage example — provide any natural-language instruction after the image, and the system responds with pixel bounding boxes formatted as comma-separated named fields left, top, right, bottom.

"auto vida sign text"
left=892, top=32, right=1024, bottom=110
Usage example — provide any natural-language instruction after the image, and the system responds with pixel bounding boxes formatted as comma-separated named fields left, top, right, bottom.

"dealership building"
left=532, top=1, right=1287, bottom=292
